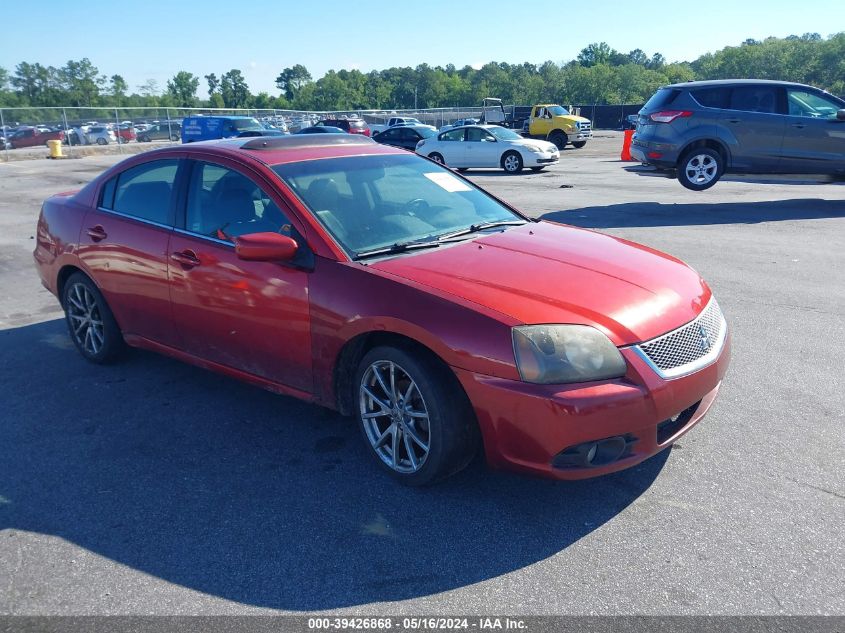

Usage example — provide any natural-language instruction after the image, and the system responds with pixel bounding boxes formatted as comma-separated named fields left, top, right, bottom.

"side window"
left=185, top=162, right=292, bottom=241
left=110, top=159, right=179, bottom=225
left=787, top=89, right=841, bottom=119
left=467, top=127, right=494, bottom=142
left=692, top=87, right=731, bottom=109
left=729, top=86, right=779, bottom=114
left=382, top=129, right=399, bottom=139
left=440, top=129, right=465, bottom=142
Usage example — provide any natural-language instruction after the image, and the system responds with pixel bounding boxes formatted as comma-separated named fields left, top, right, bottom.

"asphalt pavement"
left=1, top=133, right=843, bottom=616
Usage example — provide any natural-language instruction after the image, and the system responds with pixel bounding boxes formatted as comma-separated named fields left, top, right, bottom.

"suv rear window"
left=643, top=88, right=680, bottom=111
left=349, top=120, right=366, bottom=129
left=691, top=87, right=731, bottom=109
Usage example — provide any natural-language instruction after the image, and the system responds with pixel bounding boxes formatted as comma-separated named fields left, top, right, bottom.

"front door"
left=167, top=159, right=312, bottom=392
left=464, top=127, right=499, bottom=167
left=781, top=87, right=845, bottom=174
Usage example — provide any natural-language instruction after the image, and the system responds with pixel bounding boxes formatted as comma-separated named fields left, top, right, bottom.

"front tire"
left=502, top=151, right=523, bottom=173
left=549, top=131, right=568, bottom=150
left=62, top=273, right=124, bottom=363
left=572, top=141, right=587, bottom=149
left=678, top=148, right=724, bottom=191
left=96, top=137, right=108, bottom=145
left=428, top=152, right=445, bottom=165
left=355, top=346, right=477, bottom=486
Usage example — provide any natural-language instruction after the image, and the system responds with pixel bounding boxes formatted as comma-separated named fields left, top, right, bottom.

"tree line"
left=0, top=33, right=842, bottom=115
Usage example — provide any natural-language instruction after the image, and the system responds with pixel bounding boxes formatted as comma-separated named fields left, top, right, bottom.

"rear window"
left=691, top=87, right=731, bottom=109
left=729, top=86, right=779, bottom=113
left=349, top=120, right=366, bottom=129
left=643, top=88, right=681, bottom=111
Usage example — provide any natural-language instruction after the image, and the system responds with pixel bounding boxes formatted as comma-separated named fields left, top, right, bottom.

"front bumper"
left=524, top=152, right=559, bottom=167
left=454, top=333, right=731, bottom=480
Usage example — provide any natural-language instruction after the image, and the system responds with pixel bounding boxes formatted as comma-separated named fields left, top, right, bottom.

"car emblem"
left=698, top=323, right=711, bottom=351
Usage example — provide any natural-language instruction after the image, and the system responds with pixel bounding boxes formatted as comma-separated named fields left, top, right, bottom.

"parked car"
left=622, top=114, right=639, bottom=130
left=370, top=116, right=436, bottom=135
left=6, top=126, right=65, bottom=149
left=115, top=125, right=137, bottom=143
left=295, top=126, right=346, bottom=134
left=137, top=123, right=181, bottom=142
left=33, top=134, right=730, bottom=485
left=632, top=79, right=845, bottom=190
left=316, top=118, right=371, bottom=136
left=416, top=124, right=559, bottom=173
left=373, top=124, right=437, bottom=151
left=181, top=116, right=285, bottom=143
left=439, top=118, right=479, bottom=131
left=87, top=126, right=118, bottom=145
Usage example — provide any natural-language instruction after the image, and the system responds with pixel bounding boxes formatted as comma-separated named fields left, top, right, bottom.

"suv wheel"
left=678, top=148, right=723, bottom=191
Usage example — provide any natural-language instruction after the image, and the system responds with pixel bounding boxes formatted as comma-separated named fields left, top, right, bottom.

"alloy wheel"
left=684, top=154, right=718, bottom=185
left=66, top=283, right=105, bottom=356
left=359, top=360, right=431, bottom=474
left=503, top=154, right=521, bottom=172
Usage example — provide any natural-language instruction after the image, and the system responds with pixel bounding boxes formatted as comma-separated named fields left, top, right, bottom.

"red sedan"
left=33, top=135, right=730, bottom=485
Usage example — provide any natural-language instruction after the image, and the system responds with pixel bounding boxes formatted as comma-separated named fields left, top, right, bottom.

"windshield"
left=547, top=106, right=567, bottom=116
left=230, top=117, right=263, bottom=131
left=273, top=154, right=522, bottom=256
left=488, top=127, right=522, bottom=140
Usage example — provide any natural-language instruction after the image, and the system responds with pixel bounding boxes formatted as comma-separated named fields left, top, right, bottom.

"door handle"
left=170, top=250, right=201, bottom=268
left=86, top=225, right=107, bottom=241
left=727, top=118, right=741, bottom=124
left=791, top=123, right=806, bottom=129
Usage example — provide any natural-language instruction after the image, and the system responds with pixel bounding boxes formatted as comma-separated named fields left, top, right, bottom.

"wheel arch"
left=333, top=330, right=463, bottom=417
left=56, top=264, right=87, bottom=307
left=678, top=138, right=731, bottom=170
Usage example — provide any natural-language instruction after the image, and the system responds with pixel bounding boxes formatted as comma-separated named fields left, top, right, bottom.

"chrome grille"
left=634, top=299, right=726, bottom=379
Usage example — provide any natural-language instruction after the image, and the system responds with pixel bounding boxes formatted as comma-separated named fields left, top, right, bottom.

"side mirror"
left=235, top=232, right=298, bottom=262
left=837, top=109, right=845, bottom=121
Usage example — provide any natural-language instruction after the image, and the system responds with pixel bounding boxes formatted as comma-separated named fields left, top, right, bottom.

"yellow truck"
left=522, top=104, right=593, bottom=150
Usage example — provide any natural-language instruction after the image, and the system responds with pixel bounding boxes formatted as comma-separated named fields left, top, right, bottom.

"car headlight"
left=526, top=145, right=546, bottom=154
left=512, top=325, right=627, bottom=384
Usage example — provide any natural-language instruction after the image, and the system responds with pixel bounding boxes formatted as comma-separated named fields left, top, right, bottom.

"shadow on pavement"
left=542, top=198, right=845, bottom=230
left=1, top=319, right=668, bottom=610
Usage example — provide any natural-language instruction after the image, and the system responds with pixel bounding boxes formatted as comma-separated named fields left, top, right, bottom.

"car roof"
left=173, top=134, right=405, bottom=166
left=664, top=79, right=817, bottom=90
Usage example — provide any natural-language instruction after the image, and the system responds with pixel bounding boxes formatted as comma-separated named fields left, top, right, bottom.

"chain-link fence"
left=0, top=103, right=645, bottom=162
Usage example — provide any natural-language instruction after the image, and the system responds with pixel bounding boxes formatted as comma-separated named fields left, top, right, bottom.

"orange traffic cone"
left=620, top=129, right=635, bottom=161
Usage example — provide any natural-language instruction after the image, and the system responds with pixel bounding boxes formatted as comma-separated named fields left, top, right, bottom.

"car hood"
left=512, top=137, right=558, bottom=152
left=371, top=221, right=710, bottom=345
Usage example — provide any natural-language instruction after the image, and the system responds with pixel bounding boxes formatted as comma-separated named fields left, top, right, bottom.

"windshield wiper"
left=353, top=239, right=442, bottom=260
left=434, top=220, right=527, bottom=242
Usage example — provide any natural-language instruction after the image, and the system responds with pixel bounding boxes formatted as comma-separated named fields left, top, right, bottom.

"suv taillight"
left=649, top=110, right=693, bottom=123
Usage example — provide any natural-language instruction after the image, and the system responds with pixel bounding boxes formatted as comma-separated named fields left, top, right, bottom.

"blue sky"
left=2, top=0, right=842, bottom=95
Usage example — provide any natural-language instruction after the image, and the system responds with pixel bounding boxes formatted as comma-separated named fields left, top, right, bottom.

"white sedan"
left=415, top=124, right=559, bottom=173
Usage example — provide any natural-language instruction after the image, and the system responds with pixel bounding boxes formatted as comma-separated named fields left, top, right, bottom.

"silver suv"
left=632, top=79, right=845, bottom=190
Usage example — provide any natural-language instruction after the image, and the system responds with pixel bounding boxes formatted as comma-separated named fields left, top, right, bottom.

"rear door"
left=722, top=85, right=785, bottom=172
left=436, top=128, right=467, bottom=165
left=78, top=158, right=184, bottom=346
left=781, top=87, right=845, bottom=174
left=167, top=158, right=312, bottom=391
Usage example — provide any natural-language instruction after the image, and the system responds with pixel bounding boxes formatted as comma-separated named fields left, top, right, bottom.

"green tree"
left=59, top=58, right=104, bottom=106
left=275, top=64, right=312, bottom=101
left=220, top=69, right=250, bottom=108
left=110, top=74, right=128, bottom=105
left=167, top=71, right=200, bottom=107
left=205, top=73, right=219, bottom=98
left=577, top=42, right=616, bottom=67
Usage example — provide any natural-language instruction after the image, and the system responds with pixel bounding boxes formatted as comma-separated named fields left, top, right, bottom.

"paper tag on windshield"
left=424, top=172, right=472, bottom=192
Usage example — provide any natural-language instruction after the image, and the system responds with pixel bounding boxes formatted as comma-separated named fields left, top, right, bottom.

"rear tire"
left=456, top=167, right=469, bottom=173
left=62, top=273, right=125, bottom=364
left=677, top=147, right=724, bottom=191
left=354, top=345, right=478, bottom=486
left=501, top=151, right=523, bottom=173
left=96, top=137, right=107, bottom=145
